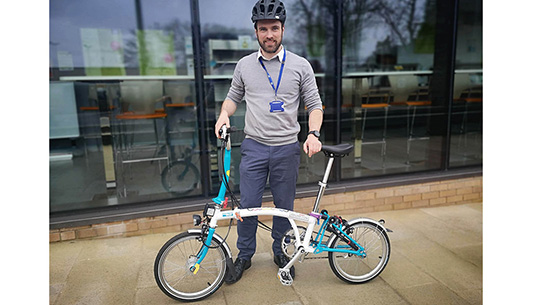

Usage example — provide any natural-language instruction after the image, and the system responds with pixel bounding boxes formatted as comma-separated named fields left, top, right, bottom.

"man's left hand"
left=303, top=135, right=322, bottom=158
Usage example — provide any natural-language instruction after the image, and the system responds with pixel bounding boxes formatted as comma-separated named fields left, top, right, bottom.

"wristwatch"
left=307, top=130, right=320, bottom=138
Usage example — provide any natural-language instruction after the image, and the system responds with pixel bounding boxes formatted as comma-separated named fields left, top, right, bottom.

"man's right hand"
left=215, top=110, right=230, bottom=138
left=215, top=99, right=238, bottom=138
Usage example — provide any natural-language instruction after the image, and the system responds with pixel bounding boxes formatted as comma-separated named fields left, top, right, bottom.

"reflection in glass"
left=50, top=82, right=108, bottom=212
left=450, top=71, right=483, bottom=166
left=112, top=80, right=169, bottom=198
left=162, top=81, right=202, bottom=196
left=108, top=80, right=202, bottom=200
left=449, top=0, right=482, bottom=167
left=343, top=0, right=435, bottom=74
left=49, top=0, right=193, bottom=78
left=49, top=0, right=198, bottom=213
left=341, top=0, right=439, bottom=179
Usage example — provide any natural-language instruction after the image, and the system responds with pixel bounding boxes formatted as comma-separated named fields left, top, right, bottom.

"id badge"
left=269, top=100, right=284, bottom=113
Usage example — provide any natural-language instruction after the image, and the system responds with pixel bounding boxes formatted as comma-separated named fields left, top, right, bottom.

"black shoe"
left=274, top=254, right=295, bottom=279
left=224, top=258, right=251, bottom=284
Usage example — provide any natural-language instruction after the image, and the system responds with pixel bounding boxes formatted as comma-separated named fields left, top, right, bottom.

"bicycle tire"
left=328, top=219, right=390, bottom=284
left=154, top=231, right=228, bottom=302
left=161, top=161, right=200, bottom=195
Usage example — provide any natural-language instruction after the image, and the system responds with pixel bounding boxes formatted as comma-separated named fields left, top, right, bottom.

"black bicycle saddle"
left=321, top=143, right=354, bottom=157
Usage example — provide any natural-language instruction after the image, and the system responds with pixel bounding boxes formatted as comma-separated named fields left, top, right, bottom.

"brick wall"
left=49, top=176, right=482, bottom=243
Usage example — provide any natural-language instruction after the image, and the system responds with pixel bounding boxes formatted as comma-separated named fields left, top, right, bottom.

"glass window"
left=50, top=81, right=110, bottom=212
left=50, top=0, right=193, bottom=78
left=449, top=0, right=483, bottom=167
left=49, top=0, right=482, bottom=216
left=341, top=0, right=440, bottom=179
left=50, top=1, right=136, bottom=78
left=49, top=1, right=198, bottom=213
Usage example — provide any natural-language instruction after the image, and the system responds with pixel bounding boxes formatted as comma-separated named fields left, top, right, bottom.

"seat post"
left=312, top=156, right=335, bottom=213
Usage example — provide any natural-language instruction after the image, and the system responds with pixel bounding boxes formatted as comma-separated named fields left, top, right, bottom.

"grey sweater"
left=226, top=49, right=323, bottom=146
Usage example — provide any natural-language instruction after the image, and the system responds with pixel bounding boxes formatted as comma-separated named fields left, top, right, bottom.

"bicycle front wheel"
left=154, top=231, right=228, bottom=302
left=161, top=161, right=200, bottom=195
left=328, top=219, right=390, bottom=284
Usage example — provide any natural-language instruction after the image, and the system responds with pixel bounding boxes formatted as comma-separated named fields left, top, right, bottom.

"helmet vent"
left=251, top=0, right=286, bottom=24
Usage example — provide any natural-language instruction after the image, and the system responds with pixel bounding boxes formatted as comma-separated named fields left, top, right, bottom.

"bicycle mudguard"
left=348, top=217, right=391, bottom=233
left=187, top=229, right=233, bottom=258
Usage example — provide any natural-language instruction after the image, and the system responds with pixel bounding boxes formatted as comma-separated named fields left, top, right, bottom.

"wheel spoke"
left=155, top=232, right=228, bottom=301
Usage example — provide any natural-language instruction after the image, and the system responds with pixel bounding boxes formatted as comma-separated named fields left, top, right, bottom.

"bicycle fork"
left=190, top=227, right=217, bottom=274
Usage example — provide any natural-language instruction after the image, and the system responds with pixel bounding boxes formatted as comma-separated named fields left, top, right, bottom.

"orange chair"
left=457, top=86, right=482, bottom=149
left=357, top=77, right=392, bottom=168
left=403, top=99, right=431, bottom=165
left=360, top=102, right=390, bottom=168
left=388, top=75, right=431, bottom=165
left=113, top=80, right=172, bottom=196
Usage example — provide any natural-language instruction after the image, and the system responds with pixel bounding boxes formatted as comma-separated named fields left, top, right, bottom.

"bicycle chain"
left=303, top=255, right=328, bottom=260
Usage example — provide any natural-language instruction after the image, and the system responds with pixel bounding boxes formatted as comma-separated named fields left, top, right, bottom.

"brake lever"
left=219, top=125, right=228, bottom=140
left=219, top=126, right=233, bottom=150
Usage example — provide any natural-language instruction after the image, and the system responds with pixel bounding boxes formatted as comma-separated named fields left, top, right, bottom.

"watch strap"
left=307, top=130, right=320, bottom=138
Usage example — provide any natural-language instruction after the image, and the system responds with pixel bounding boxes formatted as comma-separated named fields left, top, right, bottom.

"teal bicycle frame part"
left=190, top=227, right=216, bottom=273
left=312, top=217, right=366, bottom=257
left=212, top=142, right=231, bottom=205
left=193, top=139, right=230, bottom=272
left=312, top=216, right=331, bottom=252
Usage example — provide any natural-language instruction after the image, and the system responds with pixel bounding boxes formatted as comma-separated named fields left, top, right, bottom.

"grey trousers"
left=237, top=138, right=301, bottom=259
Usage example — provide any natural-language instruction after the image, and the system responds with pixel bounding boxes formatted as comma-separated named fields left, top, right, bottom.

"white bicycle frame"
left=190, top=126, right=387, bottom=285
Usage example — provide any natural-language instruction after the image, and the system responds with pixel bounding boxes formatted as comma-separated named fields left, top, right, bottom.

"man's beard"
left=258, top=37, right=282, bottom=54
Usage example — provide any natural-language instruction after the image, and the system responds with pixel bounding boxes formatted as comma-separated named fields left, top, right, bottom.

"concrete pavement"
left=50, top=202, right=482, bottom=304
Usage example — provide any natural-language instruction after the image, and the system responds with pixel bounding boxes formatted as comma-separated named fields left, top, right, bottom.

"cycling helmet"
left=251, top=0, right=286, bottom=24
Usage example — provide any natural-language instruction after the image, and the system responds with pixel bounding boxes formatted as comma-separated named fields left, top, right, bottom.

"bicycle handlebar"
left=218, top=125, right=237, bottom=141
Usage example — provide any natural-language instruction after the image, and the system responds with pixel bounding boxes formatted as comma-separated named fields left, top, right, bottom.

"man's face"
left=255, top=19, right=284, bottom=54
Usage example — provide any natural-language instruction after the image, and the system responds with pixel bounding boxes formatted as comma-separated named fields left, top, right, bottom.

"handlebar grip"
left=218, top=126, right=237, bottom=140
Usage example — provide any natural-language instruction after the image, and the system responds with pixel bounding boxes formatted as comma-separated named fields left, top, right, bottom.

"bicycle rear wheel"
left=161, top=161, right=200, bottom=195
left=154, top=231, right=228, bottom=302
left=328, top=219, right=390, bottom=284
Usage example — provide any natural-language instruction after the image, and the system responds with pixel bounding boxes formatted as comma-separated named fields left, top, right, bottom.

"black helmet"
left=251, top=0, right=286, bottom=24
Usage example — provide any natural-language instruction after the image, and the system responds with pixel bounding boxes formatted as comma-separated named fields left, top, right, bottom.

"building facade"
left=49, top=0, right=482, bottom=234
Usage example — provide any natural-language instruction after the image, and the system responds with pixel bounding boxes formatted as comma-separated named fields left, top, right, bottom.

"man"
left=214, top=0, right=323, bottom=284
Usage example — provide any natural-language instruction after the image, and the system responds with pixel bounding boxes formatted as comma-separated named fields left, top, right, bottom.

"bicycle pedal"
left=277, top=269, right=293, bottom=286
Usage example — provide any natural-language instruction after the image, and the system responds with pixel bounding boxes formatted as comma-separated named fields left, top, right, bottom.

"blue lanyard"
left=258, top=48, right=286, bottom=98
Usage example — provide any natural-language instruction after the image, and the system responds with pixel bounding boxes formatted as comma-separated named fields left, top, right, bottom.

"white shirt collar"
left=257, top=46, right=285, bottom=62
